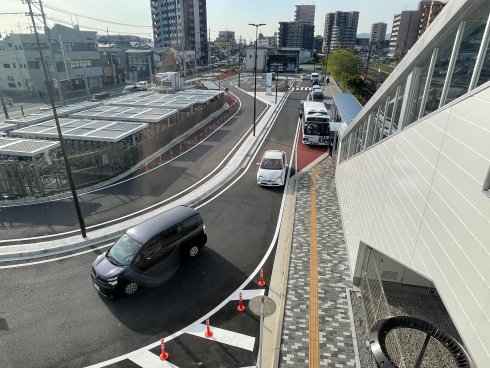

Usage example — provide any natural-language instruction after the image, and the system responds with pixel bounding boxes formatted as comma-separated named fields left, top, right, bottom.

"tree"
left=325, top=49, right=360, bottom=81
left=313, top=35, right=323, bottom=52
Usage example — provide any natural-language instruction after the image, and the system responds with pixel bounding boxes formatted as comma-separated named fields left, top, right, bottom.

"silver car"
left=256, top=150, right=288, bottom=186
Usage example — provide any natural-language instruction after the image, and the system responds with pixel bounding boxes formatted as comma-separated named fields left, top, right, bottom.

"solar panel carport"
left=0, top=137, right=60, bottom=157
left=11, top=118, right=148, bottom=143
left=69, top=106, right=178, bottom=123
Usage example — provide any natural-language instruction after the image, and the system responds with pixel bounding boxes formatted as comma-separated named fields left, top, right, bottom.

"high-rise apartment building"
left=389, top=10, right=421, bottom=55
left=323, top=11, right=359, bottom=52
left=294, top=5, right=316, bottom=25
left=151, top=0, right=208, bottom=65
left=418, top=0, right=447, bottom=37
left=369, top=22, right=388, bottom=50
left=278, top=21, right=314, bottom=51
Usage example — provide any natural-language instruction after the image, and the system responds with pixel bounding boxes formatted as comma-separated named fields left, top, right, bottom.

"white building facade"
left=336, top=1, right=490, bottom=366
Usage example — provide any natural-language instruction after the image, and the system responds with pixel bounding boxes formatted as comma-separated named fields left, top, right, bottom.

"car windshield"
left=107, top=234, right=142, bottom=266
left=91, top=95, right=101, bottom=100
left=313, top=92, right=323, bottom=99
left=261, top=158, right=283, bottom=170
left=304, top=122, right=329, bottom=136
left=123, top=86, right=134, bottom=91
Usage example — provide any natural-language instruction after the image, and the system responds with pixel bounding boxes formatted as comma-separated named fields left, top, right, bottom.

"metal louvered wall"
left=359, top=247, right=407, bottom=368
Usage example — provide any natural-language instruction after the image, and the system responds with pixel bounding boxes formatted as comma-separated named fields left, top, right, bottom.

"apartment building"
left=294, top=4, right=315, bottom=25
left=370, top=22, right=388, bottom=50
left=278, top=21, right=314, bottom=51
left=151, top=0, right=208, bottom=65
left=389, top=10, right=421, bottom=55
left=418, top=0, right=447, bottom=37
left=323, top=11, right=360, bottom=52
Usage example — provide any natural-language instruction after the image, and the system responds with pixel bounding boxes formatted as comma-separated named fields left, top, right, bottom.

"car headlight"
left=107, top=277, right=118, bottom=286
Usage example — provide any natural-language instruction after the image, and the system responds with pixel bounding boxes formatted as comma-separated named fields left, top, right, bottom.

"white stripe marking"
left=128, top=350, right=179, bottom=368
left=230, top=289, right=265, bottom=300
left=184, top=324, right=255, bottom=351
left=84, top=87, right=299, bottom=368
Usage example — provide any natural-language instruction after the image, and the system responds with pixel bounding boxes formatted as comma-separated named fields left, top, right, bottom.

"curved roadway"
left=0, top=78, right=313, bottom=367
left=0, top=85, right=266, bottom=241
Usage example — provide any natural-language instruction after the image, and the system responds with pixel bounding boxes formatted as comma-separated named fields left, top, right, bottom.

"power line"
left=51, top=0, right=151, bottom=19
left=44, top=16, right=153, bottom=35
left=43, top=4, right=152, bottom=28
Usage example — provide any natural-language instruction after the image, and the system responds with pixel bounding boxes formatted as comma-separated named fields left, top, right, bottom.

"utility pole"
left=37, top=0, right=64, bottom=105
left=26, top=0, right=86, bottom=238
left=107, top=28, right=116, bottom=84
left=238, top=39, right=242, bottom=88
left=208, top=28, right=211, bottom=66
left=0, top=92, right=9, bottom=119
left=365, top=45, right=372, bottom=75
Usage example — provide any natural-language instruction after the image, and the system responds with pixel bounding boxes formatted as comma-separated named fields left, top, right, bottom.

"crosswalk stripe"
left=184, top=323, right=255, bottom=351
left=230, top=289, right=265, bottom=300
left=128, top=350, right=179, bottom=368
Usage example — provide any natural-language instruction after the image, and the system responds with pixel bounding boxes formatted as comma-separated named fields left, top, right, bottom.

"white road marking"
left=230, top=289, right=265, bottom=300
left=128, top=350, right=179, bottom=368
left=86, top=86, right=301, bottom=368
left=184, top=323, right=255, bottom=351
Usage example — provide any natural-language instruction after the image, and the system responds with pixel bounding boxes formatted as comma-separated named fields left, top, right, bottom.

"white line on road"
left=128, top=351, right=179, bottom=368
left=85, top=85, right=300, bottom=368
left=230, top=289, right=265, bottom=300
left=184, top=324, right=255, bottom=351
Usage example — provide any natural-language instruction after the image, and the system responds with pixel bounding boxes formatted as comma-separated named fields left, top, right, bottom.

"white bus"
left=302, top=102, right=332, bottom=145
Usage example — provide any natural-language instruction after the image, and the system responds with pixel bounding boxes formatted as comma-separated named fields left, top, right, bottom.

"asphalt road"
left=0, top=83, right=266, bottom=241
left=0, top=80, right=305, bottom=368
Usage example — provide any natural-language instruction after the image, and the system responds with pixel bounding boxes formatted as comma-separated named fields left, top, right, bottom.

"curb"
left=0, top=89, right=289, bottom=262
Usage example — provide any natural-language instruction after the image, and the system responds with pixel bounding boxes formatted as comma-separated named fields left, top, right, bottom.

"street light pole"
left=249, top=23, right=266, bottom=137
left=26, top=0, right=86, bottom=238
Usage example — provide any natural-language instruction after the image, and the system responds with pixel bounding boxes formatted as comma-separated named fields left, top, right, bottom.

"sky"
left=0, top=0, right=420, bottom=42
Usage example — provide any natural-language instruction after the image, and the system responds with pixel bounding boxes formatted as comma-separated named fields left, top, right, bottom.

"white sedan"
left=301, top=74, right=309, bottom=80
left=256, top=150, right=288, bottom=186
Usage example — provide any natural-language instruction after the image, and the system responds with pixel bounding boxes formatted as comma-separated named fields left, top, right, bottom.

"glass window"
left=3, top=64, right=10, bottom=68
left=183, top=217, right=198, bottom=235
left=260, top=158, right=284, bottom=170
left=162, top=225, right=183, bottom=246
left=447, top=9, right=490, bottom=103
left=107, top=234, right=142, bottom=266
left=392, top=79, right=406, bottom=134
left=406, top=56, right=431, bottom=127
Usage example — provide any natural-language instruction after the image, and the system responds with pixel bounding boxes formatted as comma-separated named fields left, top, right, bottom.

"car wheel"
left=124, top=282, right=138, bottom=295
left=189, top=245, right=199, bottom=258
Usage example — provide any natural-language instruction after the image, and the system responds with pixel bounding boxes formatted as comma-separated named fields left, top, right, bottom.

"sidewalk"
left=278, top=158, right=360, bottom=367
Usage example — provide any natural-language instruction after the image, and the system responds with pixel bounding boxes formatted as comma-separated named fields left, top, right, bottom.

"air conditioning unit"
left=7, top=76, right=14, bottom=81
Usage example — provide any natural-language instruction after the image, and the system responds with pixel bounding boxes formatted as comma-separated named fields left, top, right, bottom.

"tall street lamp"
left=249, top=23, right=266, bottom=137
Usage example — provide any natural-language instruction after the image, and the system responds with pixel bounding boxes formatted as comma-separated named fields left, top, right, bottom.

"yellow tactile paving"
left=309, top=168, right=328, bottom=368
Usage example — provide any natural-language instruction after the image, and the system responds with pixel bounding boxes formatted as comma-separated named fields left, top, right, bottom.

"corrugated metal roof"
left=11, top=118, right=148, bottom=143
left=0, top=137, right=60, bottom=156
left=0, top=123, right=18, bottom=132
left=332, top=93, right=363, bottom=124
left=201, top=81, right=219, bottom=90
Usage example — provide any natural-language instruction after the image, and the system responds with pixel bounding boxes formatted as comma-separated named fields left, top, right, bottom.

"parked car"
left=90, top=91, right=111, bottom=101
left=135, top=81, right=148, bottom=91
left=256, top=150, right=288, bottom=187
left=122, top=85, right=138, bottom=94
left=91, top=206, right=207, bottom=298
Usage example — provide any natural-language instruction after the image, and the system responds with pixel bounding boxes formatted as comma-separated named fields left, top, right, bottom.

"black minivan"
left=91, top=206, right=207, bottom=298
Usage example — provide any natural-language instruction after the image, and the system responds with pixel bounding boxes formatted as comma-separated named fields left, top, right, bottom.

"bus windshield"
left=305, top=117, right=329, bottom=123
left=304, top=122, right=329, bottom=136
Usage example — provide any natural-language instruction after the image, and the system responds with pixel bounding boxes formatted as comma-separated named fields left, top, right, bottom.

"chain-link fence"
left=359, top=247, right=407, bottom=368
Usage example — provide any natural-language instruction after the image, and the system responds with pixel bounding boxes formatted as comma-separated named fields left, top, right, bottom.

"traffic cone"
left=204, top=127, right=207, bottom=137
left=170, top=150, right=173, bottom=159
left=159, top=156, right=163, bottom=165
left=187, top=140, right=190, bottom=149
left=204, top=317, right=213, bottom=338
left=258, top=268, right=266, bottom=287
left=200, top=133, right=203, bottom=141
left=180, top=144, right=182, bottom=154
left=195, top=136, right=197, bottom=144
left=145, top=163, right=149, bottom=171
left=237, top=292, right=245, bottom=312
left=159, top=338, right=169, bottom=361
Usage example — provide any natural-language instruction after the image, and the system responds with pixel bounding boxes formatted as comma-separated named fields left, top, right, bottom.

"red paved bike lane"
left=296, top=124, right=328, bottom=171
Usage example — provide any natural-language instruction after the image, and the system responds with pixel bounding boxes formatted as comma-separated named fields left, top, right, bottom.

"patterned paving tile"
left=279, top=159, right=357, bottom=367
